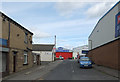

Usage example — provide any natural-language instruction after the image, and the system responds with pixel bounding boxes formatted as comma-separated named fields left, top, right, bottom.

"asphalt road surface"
left=43, top=59, right=118, bottom=80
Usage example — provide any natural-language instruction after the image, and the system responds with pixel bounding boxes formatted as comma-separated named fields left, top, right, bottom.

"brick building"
left=0, top=12, right=34, bottom=77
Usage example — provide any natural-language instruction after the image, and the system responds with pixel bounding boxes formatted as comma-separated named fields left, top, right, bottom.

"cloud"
left=54, top=2, right=86, bottom=17
left=1, top=2, right=50, bottom=14
left=29, top=27, right=52, bottom=38
left=63, top=44, right=74, bottom=50
left=54, top=1, right=118, bottom=18
left=33, top=18, right=96, bottom=31
left=85, top=1, right=118, bottom=18
left=34, top=31, right=52, bottom=38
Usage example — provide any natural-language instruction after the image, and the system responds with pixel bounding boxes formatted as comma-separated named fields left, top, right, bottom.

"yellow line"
left=38, top=78, right=44, bottom=80
left=24, top=71, right=32, bottom=75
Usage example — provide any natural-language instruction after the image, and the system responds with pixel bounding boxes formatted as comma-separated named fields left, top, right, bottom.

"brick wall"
left=87, top=39, right=120, bottom=70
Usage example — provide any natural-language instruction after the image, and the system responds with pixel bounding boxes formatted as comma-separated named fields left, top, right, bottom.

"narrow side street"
left=3, top=60, right=119, bottom=80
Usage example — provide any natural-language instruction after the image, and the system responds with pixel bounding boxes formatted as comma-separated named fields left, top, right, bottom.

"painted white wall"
left=32, top=51, right=54, bottom=61
left=89, top=3, right=120, bottom=50
left=73, top=52, right=78, bottom=59
left=40, top=51, right=54, bottom=61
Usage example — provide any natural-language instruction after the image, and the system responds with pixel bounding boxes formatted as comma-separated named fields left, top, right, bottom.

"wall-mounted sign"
left=82, top=50, right=89, bottom=54
left=58, top=47, right=63, bottom=50
left=56, top=47, right=69, bottom=52
left=115, top=12, right=120, bottom=38
left=0, top=38, right=7, bottom=46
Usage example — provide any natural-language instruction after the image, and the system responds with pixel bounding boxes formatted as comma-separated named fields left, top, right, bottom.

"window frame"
left=23, top=51, right=28, bottom=65
left=24, top=32, right=28, bottom=44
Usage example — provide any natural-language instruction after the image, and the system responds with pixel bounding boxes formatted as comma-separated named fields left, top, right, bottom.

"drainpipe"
left=8, top=21, right=10, bottom=46
left=7, top=20, right=10, bottom=74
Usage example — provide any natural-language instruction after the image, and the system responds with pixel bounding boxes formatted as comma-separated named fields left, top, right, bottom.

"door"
left=2, top=52, right=8, bottom=77
left=13, top=51, right=17, bottom=72
left=2, top=53, right=7, bottom=72
left=37, top=55, right=40, bottom=65
left=13, top=55, right=16, bottom=72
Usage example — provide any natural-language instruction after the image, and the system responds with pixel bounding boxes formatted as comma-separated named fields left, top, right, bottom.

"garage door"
left=2, top=53, right=7, bottom=72
left=0, top=52, right=2, bottom=73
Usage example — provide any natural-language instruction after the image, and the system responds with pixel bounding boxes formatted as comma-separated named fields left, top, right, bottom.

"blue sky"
left=1, top=0, right=119, bottom=49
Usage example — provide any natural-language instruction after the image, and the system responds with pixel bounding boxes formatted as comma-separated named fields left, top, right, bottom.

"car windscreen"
left=80, top=58, right=90, bottom=61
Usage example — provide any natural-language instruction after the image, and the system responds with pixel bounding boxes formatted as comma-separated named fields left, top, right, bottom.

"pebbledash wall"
left=88, top=1, right=120, bottom=70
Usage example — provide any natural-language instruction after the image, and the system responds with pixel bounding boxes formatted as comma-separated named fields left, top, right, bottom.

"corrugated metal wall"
left=89, top=2, right=120, bottom=50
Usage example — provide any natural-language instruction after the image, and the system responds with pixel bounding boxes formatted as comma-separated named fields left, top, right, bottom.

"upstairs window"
left=24, top=33, right=28, bottom=44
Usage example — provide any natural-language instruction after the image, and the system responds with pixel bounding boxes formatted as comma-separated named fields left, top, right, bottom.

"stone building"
left=0, top=12, right=34, bottom=77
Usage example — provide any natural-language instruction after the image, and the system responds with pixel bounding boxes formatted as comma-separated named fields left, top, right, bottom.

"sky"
left=1, top=0, right=119, bottom=49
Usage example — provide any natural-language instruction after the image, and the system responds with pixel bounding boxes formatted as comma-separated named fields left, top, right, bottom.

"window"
left=24, top=33, right=28, bottom=44
left=24, top=51, right=28, bottom=65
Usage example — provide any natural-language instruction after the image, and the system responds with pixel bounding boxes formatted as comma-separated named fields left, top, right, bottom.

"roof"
left=32, top=44, right=55, bottom=51
left=0, top=12, right=33, bottom=35
left=89, top=1, right=120, bottom=38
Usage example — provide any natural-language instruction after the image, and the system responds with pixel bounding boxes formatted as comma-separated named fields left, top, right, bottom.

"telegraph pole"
left=54, top=35, right=56, bottom=61
left=55, top=35, right=56, bottom=50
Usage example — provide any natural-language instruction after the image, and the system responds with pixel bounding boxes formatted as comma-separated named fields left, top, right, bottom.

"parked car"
left=59, top=56, right=64, bottom=60
left=79, top=57, right=92, bottom=68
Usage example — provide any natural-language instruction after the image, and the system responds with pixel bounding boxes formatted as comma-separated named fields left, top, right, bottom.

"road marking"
left=72, top=70, right=74, bottom=73
left=71, top=63, right=75, bottom=73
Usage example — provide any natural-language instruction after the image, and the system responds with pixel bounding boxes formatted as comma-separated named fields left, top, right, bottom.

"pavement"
left=2, top=60, right=63, bottom=80
left=93, top=64, right=119, bottom=78
left=1, top=59, right=119, bottom=80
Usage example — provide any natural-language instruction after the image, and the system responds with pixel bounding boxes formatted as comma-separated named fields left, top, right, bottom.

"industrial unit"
left=0, top=12, right=34, bottom=77
left=72, top=45, right=88, bottom=59
left=56, top=47, right=73, bottom=60
left=88, top=1, right=120, bottom=70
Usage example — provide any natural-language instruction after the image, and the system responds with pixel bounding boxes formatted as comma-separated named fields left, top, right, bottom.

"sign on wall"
left=82, top=50, right=89, bottom=54
left=0, top=38, right=7, bottom=46
left=115, top=12, right=120, bottom=38
left=56, top=47, right=69, bottom=52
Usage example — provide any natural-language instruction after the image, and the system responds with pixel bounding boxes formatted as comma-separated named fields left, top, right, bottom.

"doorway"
left=13, top=51, right=17, bottom=72
left=36, top=55, right=40, bottom=65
